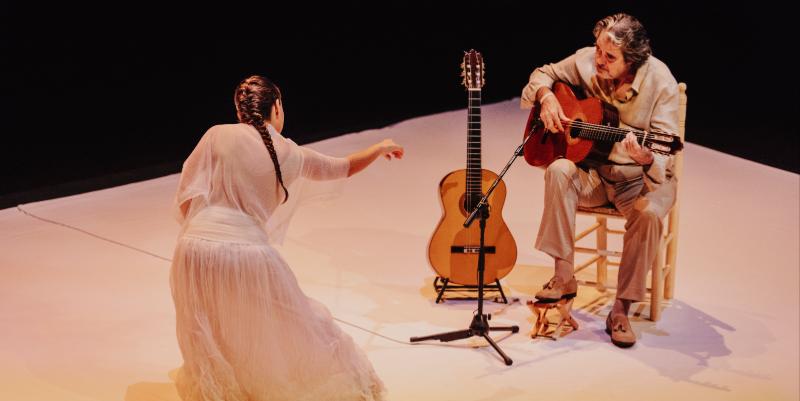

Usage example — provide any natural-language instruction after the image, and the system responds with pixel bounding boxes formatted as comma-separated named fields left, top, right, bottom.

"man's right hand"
left=539, top=91, right=569, bottom=133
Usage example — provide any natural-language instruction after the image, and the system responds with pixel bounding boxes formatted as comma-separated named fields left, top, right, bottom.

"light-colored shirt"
left=521, top=47, right=679, bottom=188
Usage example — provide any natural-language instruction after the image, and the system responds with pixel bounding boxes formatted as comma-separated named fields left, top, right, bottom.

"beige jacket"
left=521, top=47, right=680, bottom=190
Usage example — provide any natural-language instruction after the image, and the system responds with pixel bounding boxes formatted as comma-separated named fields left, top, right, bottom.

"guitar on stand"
left=427, top=49, right=517, bottom=303
left=413, top=49, right=520, bottom=366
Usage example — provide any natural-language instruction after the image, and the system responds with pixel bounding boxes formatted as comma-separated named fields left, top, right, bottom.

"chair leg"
left=664, top=192, right=682, bottom=300
left=665, top=235, right=678, bottom=300
left=650, top=238, right=665, bottom=321
left=596, top=216, right=608, bottom=291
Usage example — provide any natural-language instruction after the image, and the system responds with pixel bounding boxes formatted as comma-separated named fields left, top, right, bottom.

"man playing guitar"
left=521, top=13, right=680, bottom=347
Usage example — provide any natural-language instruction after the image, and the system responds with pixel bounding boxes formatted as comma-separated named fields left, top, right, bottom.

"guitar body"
left=428, top=169, right=517, bottom=285
left=523, top=82, right=619, bottom=167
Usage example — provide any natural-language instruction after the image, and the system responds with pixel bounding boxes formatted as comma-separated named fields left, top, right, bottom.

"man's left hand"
left=622, top=131, right=654, bottom=165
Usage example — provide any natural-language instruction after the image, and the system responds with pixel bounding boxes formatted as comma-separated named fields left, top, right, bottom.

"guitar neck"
left=466, top=88, right=482, bottom=196
left=572, top=122, right=638, bottom=143
left=570, top=121, right=678, bottom=155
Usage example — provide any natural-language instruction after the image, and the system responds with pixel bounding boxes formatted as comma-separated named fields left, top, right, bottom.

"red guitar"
left=522, top=82, right=683, bottom=167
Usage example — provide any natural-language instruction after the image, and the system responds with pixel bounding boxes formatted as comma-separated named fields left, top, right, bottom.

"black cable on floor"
left=17, top=205, right=172, bottom=262
left=18, top=204, right=516, bottom=347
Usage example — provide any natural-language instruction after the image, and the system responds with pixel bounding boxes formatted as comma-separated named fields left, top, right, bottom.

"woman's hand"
left=622, top=131, right=654, bottom=165
left=378, top=139, right=404, bottom=160
left=347, top=138, right=405, bottom=176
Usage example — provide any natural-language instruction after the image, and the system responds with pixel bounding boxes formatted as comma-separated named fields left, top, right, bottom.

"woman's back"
left=176, top=123, right=349, bottom=234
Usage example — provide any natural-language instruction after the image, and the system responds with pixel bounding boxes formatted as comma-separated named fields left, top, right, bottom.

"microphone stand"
left=410, top=133, right=535, bottom=366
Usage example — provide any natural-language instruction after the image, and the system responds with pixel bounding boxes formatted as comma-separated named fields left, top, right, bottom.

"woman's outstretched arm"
left=346, top=139, right=404, bottom=177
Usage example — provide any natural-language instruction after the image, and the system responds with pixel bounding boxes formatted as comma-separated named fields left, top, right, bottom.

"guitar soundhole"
left=568, top=119, right=583, bottom=138
left=460, top=193, right=482, bottom=216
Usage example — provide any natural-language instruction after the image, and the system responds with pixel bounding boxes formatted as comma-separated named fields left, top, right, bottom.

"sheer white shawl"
left=174, top=123, right=348, bottom=244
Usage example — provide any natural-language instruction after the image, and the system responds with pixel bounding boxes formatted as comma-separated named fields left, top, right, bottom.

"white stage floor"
left=1, top=99, right=798, bottom=401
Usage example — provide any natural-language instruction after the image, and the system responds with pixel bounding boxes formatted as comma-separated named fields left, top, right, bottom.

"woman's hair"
left=234, top=75, right=289, bottom=203
left=593, top=13, right=652, bottom=71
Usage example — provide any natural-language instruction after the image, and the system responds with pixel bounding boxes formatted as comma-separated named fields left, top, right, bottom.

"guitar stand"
left=434, top=276, right=509, bottom=304
left=411, top=206, right=519, bottom=365
left=411, top=134, right=535, bottom=365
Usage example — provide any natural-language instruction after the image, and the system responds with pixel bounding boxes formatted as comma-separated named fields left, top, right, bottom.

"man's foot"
left=535, top=276, right=577, bottom=301
left=605, top=313, right=636, bottom=348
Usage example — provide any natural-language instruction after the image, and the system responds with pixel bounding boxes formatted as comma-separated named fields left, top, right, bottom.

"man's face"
left=595, top=32, right=630, bottom=81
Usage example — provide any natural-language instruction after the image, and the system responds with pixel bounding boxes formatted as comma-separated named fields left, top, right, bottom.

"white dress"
left=170, top=123, right=385, bottom=401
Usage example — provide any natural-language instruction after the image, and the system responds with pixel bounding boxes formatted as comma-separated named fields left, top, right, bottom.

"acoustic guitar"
left=427, top=50, right=517, bottom=287
left=522, top=81, right=683, bottom=167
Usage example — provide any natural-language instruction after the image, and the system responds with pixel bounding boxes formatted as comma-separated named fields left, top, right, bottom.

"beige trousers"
left=535, top=159, right=676, bottom=301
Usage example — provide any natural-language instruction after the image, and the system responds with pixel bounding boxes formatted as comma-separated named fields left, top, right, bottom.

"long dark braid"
left=234, top=76, right=289, bottom=203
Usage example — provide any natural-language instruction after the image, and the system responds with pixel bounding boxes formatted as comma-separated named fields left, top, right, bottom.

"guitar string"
left=466, top=89, right=482, bottom=245
left=524, top=130, right=676, bottom=157
left=528, top=120, right=679, bottom=153
left=568, top=122, right=660, bottom=150
left=557, top=120, right=678, bottom=142
left=528, top=124, right=672, bottom=142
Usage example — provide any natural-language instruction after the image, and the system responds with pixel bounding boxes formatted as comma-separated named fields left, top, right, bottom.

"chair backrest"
left=667, top=83, right=687, bottom=239
left=676, top=83, right=687, bottom=177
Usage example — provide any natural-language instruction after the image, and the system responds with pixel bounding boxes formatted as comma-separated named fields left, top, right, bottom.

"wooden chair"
left=573, top=83, right=687, bottom=321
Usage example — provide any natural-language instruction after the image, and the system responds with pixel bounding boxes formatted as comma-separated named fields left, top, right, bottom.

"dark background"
left=1, top=2, right=796, bottom=209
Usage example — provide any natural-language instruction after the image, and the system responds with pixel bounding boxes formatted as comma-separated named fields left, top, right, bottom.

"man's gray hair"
left=593, top=13, right=652, bottom=71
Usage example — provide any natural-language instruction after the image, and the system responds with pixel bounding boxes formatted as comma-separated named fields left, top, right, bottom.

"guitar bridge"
left=451, top=246, right=497, bottom=254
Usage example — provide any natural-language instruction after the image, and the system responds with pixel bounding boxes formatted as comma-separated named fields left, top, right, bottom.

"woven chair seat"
left=577, top=204, right=623, bottom=217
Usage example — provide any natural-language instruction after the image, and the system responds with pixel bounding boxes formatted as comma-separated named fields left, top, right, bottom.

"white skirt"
left=170, top=206, right=385, bottom=401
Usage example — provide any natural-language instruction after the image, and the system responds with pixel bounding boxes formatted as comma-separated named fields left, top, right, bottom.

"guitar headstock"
left=461, top=49, right=485, bottom=90
left=643, top=131, right=685, bottom=155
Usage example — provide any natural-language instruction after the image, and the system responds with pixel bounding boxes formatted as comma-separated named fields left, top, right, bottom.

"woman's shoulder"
left=203, top=123, right=293, bottom=149
left=204, top=123, right=257, bottom=136
left=203, top=123, right=265, bottom=143
left=201, top=124, right=263, bottom=154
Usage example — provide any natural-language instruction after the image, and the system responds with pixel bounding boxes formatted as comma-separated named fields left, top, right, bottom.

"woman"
left=170, top=75, right=403, bottom=400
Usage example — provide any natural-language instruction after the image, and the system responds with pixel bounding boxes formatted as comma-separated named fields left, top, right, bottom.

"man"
left=521, top=13, right=679, bottom=347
